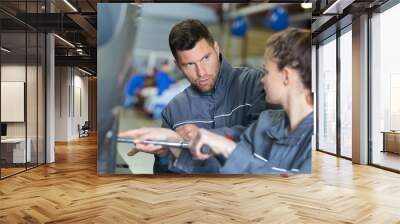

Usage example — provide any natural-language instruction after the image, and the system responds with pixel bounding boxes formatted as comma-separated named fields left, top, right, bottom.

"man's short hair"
left=169, top=19, right=215, bottom=60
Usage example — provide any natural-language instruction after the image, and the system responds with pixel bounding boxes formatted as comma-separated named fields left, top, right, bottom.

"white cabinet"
left=1, top=138, right=32, bottom=163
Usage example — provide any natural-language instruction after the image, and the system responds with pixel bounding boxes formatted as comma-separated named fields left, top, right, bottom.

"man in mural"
left=120, top=19, right=279, bottom=173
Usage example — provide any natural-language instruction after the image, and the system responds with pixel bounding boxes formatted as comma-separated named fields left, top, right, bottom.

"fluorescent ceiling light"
left=229, top=3, right=279, bottom=18
left=301, top=3, right=312, bottom=9
left=78, top=67, right=92, bottom=76
left=130, top=3, right=142, bottom=8
left=1, top=47, right=11, bottom=53
left=323, top=0, right=355, bottom=14
left=54, top=34, right=75, bottom=48
left=76, top=48, right=85, bottom=55
left=63, top=0, right=78, bottom=12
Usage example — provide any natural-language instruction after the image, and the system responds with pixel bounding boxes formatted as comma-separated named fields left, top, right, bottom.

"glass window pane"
left=371, top=3, right=400, bottom=171
left=27, top=31, right=38, bottom=169
left=38, top=32, right=45, bottom=165
left=1, top=1, right=46, bottom=179
left=1, top=30, right=27, bottom=177
left=318, top=37, right=337, bottom=154
left=340, top=29, right=352, bottom=158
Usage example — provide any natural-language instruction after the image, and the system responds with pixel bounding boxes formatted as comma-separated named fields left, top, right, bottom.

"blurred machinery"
left=97, top=3, right=141, bottom=174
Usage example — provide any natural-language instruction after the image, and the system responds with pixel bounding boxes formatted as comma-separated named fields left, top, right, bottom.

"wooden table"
left=381, top=131, right=400, bottom=154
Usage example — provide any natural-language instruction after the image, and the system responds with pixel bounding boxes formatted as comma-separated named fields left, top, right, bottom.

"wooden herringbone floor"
left=1, top=135, right=400, bottom=223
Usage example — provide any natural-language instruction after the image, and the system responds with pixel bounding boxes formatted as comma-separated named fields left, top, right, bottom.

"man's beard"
left=193, top=74, right=217, bottom=92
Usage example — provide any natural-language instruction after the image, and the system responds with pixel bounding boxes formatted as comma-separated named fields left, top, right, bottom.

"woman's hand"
left=118, top=128, right=182, bottom=156
left=189, top=129, right=236, bottom=160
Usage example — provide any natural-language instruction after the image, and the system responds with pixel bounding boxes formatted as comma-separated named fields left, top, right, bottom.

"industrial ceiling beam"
left=67, top=13, right=97, bottom=46
left=55, top=55, right=96, bottom=70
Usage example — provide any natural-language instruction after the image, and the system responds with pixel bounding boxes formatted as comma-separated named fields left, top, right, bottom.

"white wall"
left=1, top=82, right=25, bottom=122
left=54, top=67, right=89, bottom=141
left=55, top=67, right=69, bottom=141
left=1, top=65, right=26, bottom=81
left=72, top=73, right=89, bottom=138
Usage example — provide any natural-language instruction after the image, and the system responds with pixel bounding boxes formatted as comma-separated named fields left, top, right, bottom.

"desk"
left=381, top=131, right=400, bottom=154
left=1, top=138, right=31, bottom=163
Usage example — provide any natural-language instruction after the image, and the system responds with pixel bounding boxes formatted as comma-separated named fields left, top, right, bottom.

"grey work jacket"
left=162, top=55, right=276, bottom=173
left=219, top=110, right=314, bottom=174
